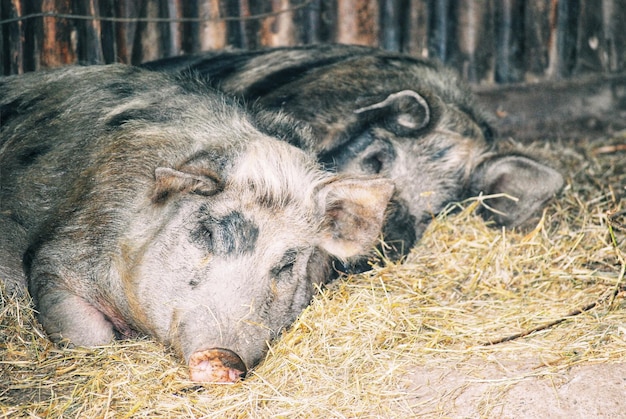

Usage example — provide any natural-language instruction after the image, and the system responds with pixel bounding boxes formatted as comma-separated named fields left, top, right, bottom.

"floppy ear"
left=355, top=90, right=431, bottom=136
left=316, top=177, right=394, bottom=259
left=152, top=166, right=223, bottom=204
left=469, top=155, right=564, bottom=227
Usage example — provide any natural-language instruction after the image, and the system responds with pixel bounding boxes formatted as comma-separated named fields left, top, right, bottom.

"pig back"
left=3, top=66, right=243, bottom=233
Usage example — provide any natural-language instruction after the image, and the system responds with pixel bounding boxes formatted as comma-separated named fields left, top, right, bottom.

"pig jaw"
left=189, top=347, right=247, bottom=383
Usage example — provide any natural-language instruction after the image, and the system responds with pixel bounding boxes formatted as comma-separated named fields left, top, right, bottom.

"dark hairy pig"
left=142, top=44, right=564, bottom=265
left=0, top=65, right=393, bottom=382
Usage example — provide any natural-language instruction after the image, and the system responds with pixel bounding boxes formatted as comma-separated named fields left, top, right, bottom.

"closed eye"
left=274, top=262, right=294, bottom=281
left=271, top=248, right=299, bottom=282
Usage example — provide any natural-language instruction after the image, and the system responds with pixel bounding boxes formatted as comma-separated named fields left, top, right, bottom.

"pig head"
left=0, top=64, right=393, bottom=383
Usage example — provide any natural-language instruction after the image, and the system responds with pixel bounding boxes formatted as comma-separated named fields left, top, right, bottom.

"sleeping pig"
left=142, top=44, right=564, bottom=265
left=0, top=64, right=393, bottom=383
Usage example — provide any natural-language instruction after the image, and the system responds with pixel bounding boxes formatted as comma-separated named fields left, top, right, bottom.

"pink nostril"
left=188, top=347, right=247, bottom=383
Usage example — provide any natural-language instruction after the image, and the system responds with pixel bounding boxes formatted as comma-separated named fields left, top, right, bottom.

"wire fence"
left=1, top=0, right=625, bottom=84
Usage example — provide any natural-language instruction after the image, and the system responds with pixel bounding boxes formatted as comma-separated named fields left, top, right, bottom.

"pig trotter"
left=189, top=348, right=247, bottom=383
left=35, top=287, right=116, bottom=347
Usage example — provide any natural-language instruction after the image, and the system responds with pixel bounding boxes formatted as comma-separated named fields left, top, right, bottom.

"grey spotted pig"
left=0, top=65, right=393, bottom=382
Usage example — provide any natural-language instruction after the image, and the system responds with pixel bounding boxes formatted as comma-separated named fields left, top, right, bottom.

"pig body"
left=0, top=65, right=393, bottom=382
left=143, top=44, right=564, bottom=263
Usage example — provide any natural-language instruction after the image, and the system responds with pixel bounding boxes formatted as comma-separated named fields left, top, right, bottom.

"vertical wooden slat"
left=602, top=0, right=626, bottom=72
left=21, top=0, right=42, bottom=72
left=337, top=0, right=379, bottom=46
left=555, top=0, right=580, bottom=77
left=166, top=0, right=181, bottom=56
left=245, top=0, right=263, bottom=49
left=5, top=0, right=24, bottom=74
left=494, top=0, right=525, bottom=83
left=197, top=0, right=226, bottom=51
left=404, top=0, right=428, bottom=56
left=99, top=0, right=117, bottom=63
left=40, top=0, right=75, bottom=69
left=156, top=0, right=174, bottom=57
left=427, top=0, right=450, bottom=62
left=0, top=0, right=4, bottom=75
left=113, top=0, right=137, bottom=63
left=574, top=0, right=603, bottom=74
left=181, top=0, right=198, bottom=54
left=253, top=0, right=272, bottom=47
left=238, top=0, right=251, bottom=48
left=73, top=0, right=104, bottom=64
left=317, top=0, right=337, bottom=43
left=380, top=0, right=402, bottom=51
left=451, top=0, right=493, bottom=83
left=132, top=0, right=164, bottom=64
left=295, top=0, right=321, bottom=44
left=223, top=0, right=243, bottom=48
left=524, top=0, right=552, bottom=81
left=259, top=0, right=296, bottom=47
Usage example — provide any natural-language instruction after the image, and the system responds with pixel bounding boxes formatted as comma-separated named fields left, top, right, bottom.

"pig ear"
left=355, top=90, right=431, bottom=136
left=469, top=155, right=564, bottom=227
left=152, top=167, right=223, bottom=203
left=317, top=177, right=394, bottom=259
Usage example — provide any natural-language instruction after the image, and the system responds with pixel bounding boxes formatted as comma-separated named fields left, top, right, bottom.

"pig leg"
left=0, top=215, right=29, bottom=295
left=35, top=286, right=115, bottom=347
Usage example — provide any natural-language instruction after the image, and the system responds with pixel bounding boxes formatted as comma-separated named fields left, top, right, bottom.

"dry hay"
left=1, top=134, right=625, bottom=418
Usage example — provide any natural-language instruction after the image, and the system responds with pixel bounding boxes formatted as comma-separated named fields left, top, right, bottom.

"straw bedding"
left=1, top=134, right=624, bottom=418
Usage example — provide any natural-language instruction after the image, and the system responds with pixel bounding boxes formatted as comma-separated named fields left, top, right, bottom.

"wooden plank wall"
left=1, top=0, right=625, bottom=84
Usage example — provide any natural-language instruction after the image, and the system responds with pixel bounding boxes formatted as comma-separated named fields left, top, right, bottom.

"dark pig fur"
left=0, top=64, right=393, bottom=382
left=143, top=44, right=564, bottom=264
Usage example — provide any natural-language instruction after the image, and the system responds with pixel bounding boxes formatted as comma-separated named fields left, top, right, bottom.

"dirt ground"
left=406, top=358, right=626, bottom=417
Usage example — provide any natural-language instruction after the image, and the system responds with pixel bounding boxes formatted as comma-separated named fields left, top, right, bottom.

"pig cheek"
left=395, top=134, right=474, bottom=208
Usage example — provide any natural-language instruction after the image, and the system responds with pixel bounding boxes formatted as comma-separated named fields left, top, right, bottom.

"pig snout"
left=188, top=347, right=247, bottom=383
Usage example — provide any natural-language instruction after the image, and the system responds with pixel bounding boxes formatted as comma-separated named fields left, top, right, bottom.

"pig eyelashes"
left=189, top=210, right=259, bottom=257
left=269, top=248, right=299, bottom=282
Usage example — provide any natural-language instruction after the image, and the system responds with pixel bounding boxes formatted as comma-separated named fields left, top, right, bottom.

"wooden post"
left=601, top=0, right=626, bottom=72
left=523, top=0, right=552, bottom=81
left=73, top=0, right=104, bottom=65
left=5, top=0, right=25, bottom=74
left=380, top=0, right=402, bottom=51
left=451, top=0, right=493, bottom=83
left=494, top=0, right=525, bottom=83
left=259, top=0, right=296, bottom=47
left=131, top=0, right=169, bottom=64
left=40, top=0, right=76, bottom=69
left=99, top=0, right=117, bottom=63
left=223, top=0, right=243, bottom=48
left=317, top=0, right=338, bottom=43
left=112, top=0, right=138, bottom=63
left=197, top=0, right=227, bottom=51
left=337, top=0, right=379, bottom=46
left=555, top=0, right=579, bottom=77
left=296, top=0, right=322, bottom=44
left=0, top=0, right=4, bottom=75
left=404, top=0, right=428, bottom=57
left=427, top=0, right=450, bottom=62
